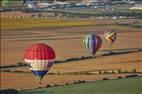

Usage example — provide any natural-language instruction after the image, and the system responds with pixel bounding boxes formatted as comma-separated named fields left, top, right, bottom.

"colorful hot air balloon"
left=103, top=30, right=117, bottom=46
left=83, top=33, right=102, bottom=57
left=24, top=43, right=55, bottom=86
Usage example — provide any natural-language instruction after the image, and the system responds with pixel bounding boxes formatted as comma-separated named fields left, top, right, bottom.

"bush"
left=118, top=69, right=121, bottom=73
left=48, top=73, right=55, bottom=75
left=133, top=69, right=137, bottom=73
left=125, top=74, right=138, bottom=78
left=54, top=84, right=58, bottom=87
left=72, top=72, right=78, bottom=75
left=2, top=69, right=11, bottom=72
left=17, top=62, right=26, bottom=66
left=0, top=89, right=19, bottom=94
left=46, top=84, right=52, bottom=88
left=102, top=78, right=109, bottom=80
left=30, top=14, right=36, bottom=18
left=0, top=65, right=17, bottom=69
left=112, top=70, right=116, bottom=74
left=80, top=56, right=86, bottom=60
left=37, top=13, right=43, bottom=17
left=123, top=70, right=128, bottom=73
left=56, top=71, right=61, bottom=75
left=118, top=76, right=122, bottom=79
left=65, top=83, right=69, bottom=85
left=13, top=70, right=23, bottom=73
left=73, top=81, right=78, bottom=84
left=72, top=80, right=86, bottom=84
left=84, top=72, right=93, bottom=75
left=55, top=60, right=63, bottom=64
left=78, top=80, right=82, bottom=83
left=98, top=70, right=102, bottom=74
left=64, top=58, right=79, bottom=62
left=78, top=80, right=86, bottom=83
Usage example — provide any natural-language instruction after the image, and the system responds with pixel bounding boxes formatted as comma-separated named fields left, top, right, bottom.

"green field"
left=1, top=18, right=95, bottom=31
left=20, top=77, right=142, bottom=94
left=1, top=17, right=142, bottom=31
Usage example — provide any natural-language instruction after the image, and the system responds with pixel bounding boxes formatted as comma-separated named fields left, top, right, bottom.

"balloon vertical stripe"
left=96, top=35, right=102, bottom=51
left=83, top=33, right=102, bottom=56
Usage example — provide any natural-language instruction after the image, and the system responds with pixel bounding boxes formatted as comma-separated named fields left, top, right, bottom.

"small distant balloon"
left=83, top=33, right=102, bottom=57
left=103, top=30, right=117, bottom=46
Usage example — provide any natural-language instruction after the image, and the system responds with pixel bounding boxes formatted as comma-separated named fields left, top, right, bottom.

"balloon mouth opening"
left=31, top=70, right=48, bottom=80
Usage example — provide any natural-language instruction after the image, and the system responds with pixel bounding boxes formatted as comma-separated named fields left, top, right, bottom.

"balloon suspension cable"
left=92, top=54, right=95, bottom=58
left=38, top=79, right=42, bottom=88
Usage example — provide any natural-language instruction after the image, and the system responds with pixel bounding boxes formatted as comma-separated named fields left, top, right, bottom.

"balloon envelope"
left=103, top=30, right=117, bottom=45
left=83, top=33, right=102, bottom=56
left=24, top=43, right=55, bottom=80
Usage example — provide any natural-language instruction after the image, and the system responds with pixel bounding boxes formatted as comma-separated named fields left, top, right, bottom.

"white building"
left=82, top=0, right=111, bottom=3
left=129, top=4, right=142, bottom=10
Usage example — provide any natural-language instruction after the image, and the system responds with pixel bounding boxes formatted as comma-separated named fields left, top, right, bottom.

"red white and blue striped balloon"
left=24, top=43, right=55, bottom=80
left=83, top=33, right=102, bottom=56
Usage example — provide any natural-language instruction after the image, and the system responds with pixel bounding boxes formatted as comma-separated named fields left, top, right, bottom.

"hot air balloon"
left=103, top=30, right=117, bottom=46
left=83, top=33, right=102, bottom=57
left=24, top=43, right=55, bottom=86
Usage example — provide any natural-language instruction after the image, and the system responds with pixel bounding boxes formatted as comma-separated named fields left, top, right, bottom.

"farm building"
left=82, top=0, right=111, bottom=3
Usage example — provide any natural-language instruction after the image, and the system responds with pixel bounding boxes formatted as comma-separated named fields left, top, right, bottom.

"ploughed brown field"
left=1, top=12, right=142, bottom=90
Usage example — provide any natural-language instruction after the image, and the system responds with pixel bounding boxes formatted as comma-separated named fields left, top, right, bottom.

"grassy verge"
left=20, top=77, right=142, bottom=94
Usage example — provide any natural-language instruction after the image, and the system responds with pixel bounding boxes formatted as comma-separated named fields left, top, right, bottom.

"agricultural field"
left=1, top=16, right=142, bottom=66
left=20, top=77, right=142, bottom=94
left=1, top=17, right=140, bottom=31
left=1, top=17, right=95, bottom=31
left=0, top=12, right=142, bottom=91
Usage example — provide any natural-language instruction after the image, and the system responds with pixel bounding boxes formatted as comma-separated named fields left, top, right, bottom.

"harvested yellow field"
left=1, top=30, right=141, bottom=65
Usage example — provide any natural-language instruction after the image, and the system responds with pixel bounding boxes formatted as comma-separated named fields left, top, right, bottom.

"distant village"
left=0, top=0, right=142, bottom=19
